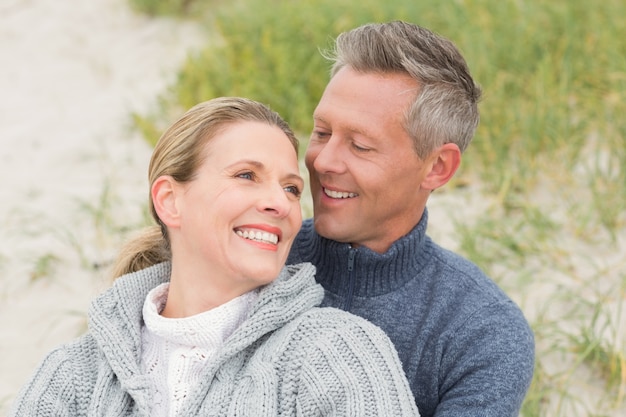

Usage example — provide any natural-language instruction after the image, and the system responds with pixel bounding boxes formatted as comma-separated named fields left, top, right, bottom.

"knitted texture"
left=9, top=262, right=419, bottom=416
left=287, top=208, right=535, bottom=417
left=141, top=283, right=258, bottom=416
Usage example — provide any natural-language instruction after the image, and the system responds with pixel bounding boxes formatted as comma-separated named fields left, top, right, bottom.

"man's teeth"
left=236, top=230, right=278, bottom=245
left=324, top=188, right=357, bottom=199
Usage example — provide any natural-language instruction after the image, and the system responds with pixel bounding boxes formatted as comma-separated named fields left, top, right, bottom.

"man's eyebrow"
left=312, top=116, right=375, bottom=139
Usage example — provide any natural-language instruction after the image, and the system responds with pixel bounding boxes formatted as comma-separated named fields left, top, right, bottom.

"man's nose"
left=311, top=136, right=346, bottom=174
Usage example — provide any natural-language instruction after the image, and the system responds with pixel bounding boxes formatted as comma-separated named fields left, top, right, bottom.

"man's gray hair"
left=325, top=21, right=481, bottom=158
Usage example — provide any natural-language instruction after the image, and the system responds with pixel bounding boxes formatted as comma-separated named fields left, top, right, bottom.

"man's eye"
left=352, top=142, right=370, bottom=152
left=311, top=130, right=331, bottom=140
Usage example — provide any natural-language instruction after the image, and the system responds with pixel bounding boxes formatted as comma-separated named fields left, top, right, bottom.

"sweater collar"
left=210, top=263, right=323, bottom=358
left=298, top=209, right=430, bottom=297
left=88, top=262, right=170, bottom=411
left=89, top=262, right=323, bottom=380
left=142, top=282, right=259, bottom=348
left=89, top=262, right=323, bottom=414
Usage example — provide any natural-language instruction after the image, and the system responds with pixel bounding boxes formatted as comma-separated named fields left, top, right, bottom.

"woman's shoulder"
left=299, top=306, right=379, bottom=329
left=265, top=307, right=418, bottom=415
left=9, top=333, right=101, bottom=416
left=279, top=306, right=397, bottom=353
left=38, top=333, right=100, bottom=373
left=28, top=332, right=104, bottom=387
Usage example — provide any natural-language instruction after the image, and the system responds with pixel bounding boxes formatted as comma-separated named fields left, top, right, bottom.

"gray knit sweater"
left=10, top=262, right=419, bottom=416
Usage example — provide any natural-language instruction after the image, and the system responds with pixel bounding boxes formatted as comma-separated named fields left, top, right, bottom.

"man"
left=287, top=21, right=534, bottom=417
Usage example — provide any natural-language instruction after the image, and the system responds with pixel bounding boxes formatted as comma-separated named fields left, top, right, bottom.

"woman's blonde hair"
left=110, top=97, right=299, bottom=279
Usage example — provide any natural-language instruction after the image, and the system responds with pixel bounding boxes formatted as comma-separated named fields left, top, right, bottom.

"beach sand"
left=0, top=0, right=203, bottom=412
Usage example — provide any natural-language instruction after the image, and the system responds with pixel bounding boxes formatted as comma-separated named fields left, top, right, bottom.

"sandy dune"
left=0, top=0, right=203, bottom=412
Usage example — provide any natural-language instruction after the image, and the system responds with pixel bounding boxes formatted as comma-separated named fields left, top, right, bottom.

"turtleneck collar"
left=142, top=282, right=259, bottom=348
left=295, top=209, right=430, bottom=298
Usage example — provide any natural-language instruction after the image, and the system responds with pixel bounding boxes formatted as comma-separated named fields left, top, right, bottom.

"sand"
left=0, top=0, right=204, bottom=412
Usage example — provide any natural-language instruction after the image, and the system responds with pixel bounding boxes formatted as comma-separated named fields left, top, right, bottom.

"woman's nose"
left=259, top=184, right=292, bottom=217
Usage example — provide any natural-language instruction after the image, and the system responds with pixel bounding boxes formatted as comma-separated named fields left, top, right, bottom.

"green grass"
left=127, top=0, right=206, bottom=16
left=129, top=1, right=626, bottom=415
left=29, top=253, right=61, bottom=283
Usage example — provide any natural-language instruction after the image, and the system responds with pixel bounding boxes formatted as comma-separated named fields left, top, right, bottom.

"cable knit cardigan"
left=9, top=262, right=419, bottom=416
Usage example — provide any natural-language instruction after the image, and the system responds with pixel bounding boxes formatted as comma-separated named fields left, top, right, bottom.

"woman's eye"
left=236, top=171, right=255, bottom=180
left=284, top=185, right=302, bottom=198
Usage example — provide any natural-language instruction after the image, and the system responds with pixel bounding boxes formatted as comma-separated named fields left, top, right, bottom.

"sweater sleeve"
left=293, top=309, right=420, bottom=417
left=434, top=300, right=535, bottom=417
left=8, top=347, right=77, bottom=417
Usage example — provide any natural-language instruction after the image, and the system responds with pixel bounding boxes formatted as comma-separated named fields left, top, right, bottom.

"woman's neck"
left=162, top=262, right=256, bottom=318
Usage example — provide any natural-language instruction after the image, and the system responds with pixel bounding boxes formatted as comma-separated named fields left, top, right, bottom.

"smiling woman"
left=151, top=117, right=304, bottom=315
left=9, top=97, right=420, bottom=417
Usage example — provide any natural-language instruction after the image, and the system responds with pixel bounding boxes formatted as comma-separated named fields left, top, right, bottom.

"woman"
left=10, top=97, right=419, bottom=416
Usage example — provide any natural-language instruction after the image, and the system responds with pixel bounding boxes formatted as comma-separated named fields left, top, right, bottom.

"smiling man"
left=288, top=21, right=535, bottom=417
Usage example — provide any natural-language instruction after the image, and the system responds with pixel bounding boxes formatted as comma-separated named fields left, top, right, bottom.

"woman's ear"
left=152, top=176, right=181, bottom=228
left=420, top=143, right=461, bottom=191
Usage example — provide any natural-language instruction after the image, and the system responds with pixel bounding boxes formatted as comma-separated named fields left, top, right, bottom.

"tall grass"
left=130, top=1, right=626, bottom=415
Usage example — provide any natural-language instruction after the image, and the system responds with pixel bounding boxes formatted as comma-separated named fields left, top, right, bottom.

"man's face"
left=306, top=67, right=436, bottom=253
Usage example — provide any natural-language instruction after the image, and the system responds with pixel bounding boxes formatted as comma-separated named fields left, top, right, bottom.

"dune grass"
left=128, top=0, right=626, bottom=415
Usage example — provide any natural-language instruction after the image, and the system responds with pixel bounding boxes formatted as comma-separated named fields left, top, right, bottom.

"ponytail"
left=110, top=226, right=170, bottom=280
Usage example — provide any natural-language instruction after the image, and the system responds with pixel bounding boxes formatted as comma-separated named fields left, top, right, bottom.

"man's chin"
left=312, top=215, right=352, bottom=242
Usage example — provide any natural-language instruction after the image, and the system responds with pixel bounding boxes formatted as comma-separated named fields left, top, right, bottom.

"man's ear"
left=152, top=175, right=181, bottom=228
left=421, top=143, right=461, bottom=191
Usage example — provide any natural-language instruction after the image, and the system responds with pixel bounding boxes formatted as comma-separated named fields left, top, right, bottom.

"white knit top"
left=141, top=283, right=258, bottom=417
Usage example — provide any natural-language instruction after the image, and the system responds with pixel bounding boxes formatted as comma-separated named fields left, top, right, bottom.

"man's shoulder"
left=418, top=237, right=532, bottom=330
left=425, top=237, right=504, bottom=297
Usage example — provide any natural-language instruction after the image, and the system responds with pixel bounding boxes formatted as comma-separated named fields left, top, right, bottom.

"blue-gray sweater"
left=287, top=209, right=535, bottom=417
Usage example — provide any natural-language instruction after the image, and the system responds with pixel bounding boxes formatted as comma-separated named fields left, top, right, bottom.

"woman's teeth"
left=236, top=229, right=278, bottom=244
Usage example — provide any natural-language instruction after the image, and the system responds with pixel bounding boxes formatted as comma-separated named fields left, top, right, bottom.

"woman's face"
left=168, top=121, right=303, bottom=294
